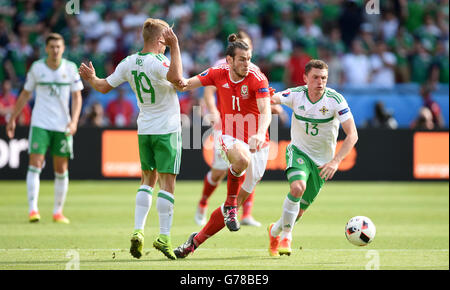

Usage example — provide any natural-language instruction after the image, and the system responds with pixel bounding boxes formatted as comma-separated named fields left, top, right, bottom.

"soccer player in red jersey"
left=196, top=31, right=262, bottom=227
left=173, top=34, right=272, bottom=258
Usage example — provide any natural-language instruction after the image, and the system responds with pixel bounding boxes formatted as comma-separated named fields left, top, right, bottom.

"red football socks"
left=225, top=168, right=245, bottom=207
left=194, top=206, right=225, bottom=246
left=242, top=190, right=255, bottom=218
left=199, top=172, right=218, bottom=207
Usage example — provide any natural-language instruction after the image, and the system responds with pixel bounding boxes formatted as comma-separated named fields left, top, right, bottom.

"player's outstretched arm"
left=203, top=86, right=221, bottom=126
left=319, top=117, right=358, bottom=180
left=79, top=61, right=113, bottom=94
left=270, top=92, right=282, bottom=105
left=257, top=97, right=272, bottom=134
left=174, top=76, right=203, bottom=92
left=271, top=104, right=288, bottom=124
left=66, top=90, right=82, bottom=136
left=5, top=89, right=32, bottom=139
left=249, top=97, right=272, bottom=152
left=268, top=87, right=288, bottom=122
left=203, top=86, right=218, bottom=113
left=269, top=87, right=281, bottom=105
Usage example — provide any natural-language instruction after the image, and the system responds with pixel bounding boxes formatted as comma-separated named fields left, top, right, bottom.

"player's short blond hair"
left=142, top=18, right=170, bottom=43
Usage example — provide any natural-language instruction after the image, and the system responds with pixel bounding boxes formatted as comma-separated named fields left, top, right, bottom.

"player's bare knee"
left=159, top=173, right=176, bottom=193
left=236, top=150, right=251, bottom=171
left=29, top=160, right=43, bottom=169
left=233, top=156, right=249, bottom=174
left=54, top=164, right=68, bottom=175
left=290, top=181, right=306, bottom=198
left=29, top=154, right=44, bottom=169
left=211, top=169, right=227, bottom=183
left=142, top=170, right=157, bottom=187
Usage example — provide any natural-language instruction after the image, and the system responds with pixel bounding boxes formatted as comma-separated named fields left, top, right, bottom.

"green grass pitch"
left=0, top=180, right=448, bottom=270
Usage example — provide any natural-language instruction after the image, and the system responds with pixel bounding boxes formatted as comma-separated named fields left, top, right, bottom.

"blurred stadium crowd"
left=0, top=0, right=448, bottom=129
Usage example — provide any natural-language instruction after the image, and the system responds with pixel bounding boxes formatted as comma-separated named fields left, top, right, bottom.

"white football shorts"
left=219, top=134, right=269, bottom=193
left=212, top=130, right=229, bottom=170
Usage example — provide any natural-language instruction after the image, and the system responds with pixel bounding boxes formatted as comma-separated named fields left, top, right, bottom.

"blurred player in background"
left=6, top=33, right=83, bottom=224
left=79, top=18, right=184, bottom=260
left=172, top=34, right=272, bottom=258
left=268, top=59, right=358, bottom=256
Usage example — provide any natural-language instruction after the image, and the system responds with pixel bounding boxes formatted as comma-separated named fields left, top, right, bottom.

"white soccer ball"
left=345, top=216, right=376, bottom=246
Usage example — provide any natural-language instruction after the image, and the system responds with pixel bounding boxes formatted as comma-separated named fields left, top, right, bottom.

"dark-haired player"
left=6, top=33, right=83, bottom=225
left=268, top=59, right=358, bottom=256
left=173, top=34, right=272, bottom=258
left=196, top=31, right=262, bottom=227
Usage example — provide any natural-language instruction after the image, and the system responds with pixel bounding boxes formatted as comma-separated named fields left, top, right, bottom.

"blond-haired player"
left=79, top=18, right=185, bottom=260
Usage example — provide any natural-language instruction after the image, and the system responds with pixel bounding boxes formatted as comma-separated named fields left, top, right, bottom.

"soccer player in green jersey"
left=6, top=33, right=84, bottom=224
left=79, top=18, right=184, bottom=260
left=268, top=59, right=358, bottom=256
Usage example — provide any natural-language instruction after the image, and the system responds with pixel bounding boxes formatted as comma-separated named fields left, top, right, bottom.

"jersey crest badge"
left=241, top=85, right=249, bottom=98
left=319, top=106, right=329, bottom=115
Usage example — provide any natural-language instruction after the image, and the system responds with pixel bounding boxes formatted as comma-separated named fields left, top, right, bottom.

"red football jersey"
left=197, top=64, right=270, bottom=145
left=211, top=59, right=260, bottom=113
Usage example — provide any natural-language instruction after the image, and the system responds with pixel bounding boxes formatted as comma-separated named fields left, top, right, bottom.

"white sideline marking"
left=0, top=248, right=448, bottom=252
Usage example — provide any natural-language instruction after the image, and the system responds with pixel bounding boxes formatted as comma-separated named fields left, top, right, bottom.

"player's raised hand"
left=5, top=119, right=16, bottom=139
left=160, top=28, right=178, bottom=48
left=79, top=61, right=96, bottom=81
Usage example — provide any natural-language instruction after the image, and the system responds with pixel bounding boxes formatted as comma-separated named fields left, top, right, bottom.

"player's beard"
left=232, top=66, right=248, bottom=79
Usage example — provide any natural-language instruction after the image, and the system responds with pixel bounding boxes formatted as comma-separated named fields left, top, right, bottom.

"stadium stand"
left=0, top=0, right=448, bottom=128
